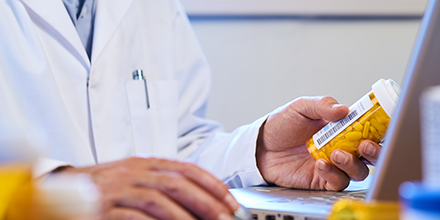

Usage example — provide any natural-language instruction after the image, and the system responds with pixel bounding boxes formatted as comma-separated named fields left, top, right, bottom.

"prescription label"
left=313, top=95, right=374, bottom=150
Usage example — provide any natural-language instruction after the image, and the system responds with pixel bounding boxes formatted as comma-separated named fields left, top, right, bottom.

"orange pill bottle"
left=306, top=79, right=401, bottom=163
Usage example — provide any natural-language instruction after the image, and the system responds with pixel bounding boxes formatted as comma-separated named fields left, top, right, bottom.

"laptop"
left=230, top=0, right=440, bottom=219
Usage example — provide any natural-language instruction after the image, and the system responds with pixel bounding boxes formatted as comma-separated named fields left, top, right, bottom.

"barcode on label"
left=316, top=110, right=358, bottom=145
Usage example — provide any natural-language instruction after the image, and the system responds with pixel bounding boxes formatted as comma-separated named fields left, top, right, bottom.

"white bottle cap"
left=372, top=78, right=401, bottom=118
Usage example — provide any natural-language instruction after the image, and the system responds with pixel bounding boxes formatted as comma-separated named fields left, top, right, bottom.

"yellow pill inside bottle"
left=354, top=123, right=363, bottom=132
left=306, top=79, right=401, bottom=164
left=362, top=121, right=370, bottom=139
left=345, top=131, right=362, bottom=141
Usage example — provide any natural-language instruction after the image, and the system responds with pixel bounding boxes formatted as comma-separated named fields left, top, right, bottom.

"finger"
left=292, top=96, right=349, bottom=122
left=330, top=149, right=369, bottom=181
left=147, top=159, right=240, bottom=212
left=141, top=171, right=233, bottom=220
left=358, top=140, right=382, bottom=166
left=103, top=186, right=195, bottom=220
left=103, top=207, right=155, bottom=220
left=315, top=159, right=350, bottom=191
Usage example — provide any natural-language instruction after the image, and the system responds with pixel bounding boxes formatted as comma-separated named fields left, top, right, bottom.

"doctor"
left=0, top=0, right=382, bottom=219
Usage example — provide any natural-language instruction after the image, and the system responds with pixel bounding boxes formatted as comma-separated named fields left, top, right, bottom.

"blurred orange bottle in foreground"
left=0, top=139, right=100, bottom=220
left=0, top=164, right=37, bottom=220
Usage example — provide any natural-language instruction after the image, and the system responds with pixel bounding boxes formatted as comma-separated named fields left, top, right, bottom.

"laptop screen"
left=367, top=0, right=440, bottom=201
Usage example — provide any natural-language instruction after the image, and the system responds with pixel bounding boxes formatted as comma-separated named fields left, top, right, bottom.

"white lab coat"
left=0, top=0, right=266, bottom=187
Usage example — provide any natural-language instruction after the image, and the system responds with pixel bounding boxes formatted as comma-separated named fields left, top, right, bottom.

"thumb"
left=291, top=96, right=349, bottom=122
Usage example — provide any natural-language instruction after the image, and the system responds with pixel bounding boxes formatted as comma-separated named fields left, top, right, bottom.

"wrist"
left=256, top=120, right=269, bottom=178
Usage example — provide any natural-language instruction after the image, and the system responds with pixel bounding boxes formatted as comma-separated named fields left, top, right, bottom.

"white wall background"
left=190, top=17, right=421, bottom=132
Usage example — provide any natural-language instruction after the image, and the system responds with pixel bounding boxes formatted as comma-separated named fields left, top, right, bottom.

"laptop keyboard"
left=268, top=190, right=367, bottom=206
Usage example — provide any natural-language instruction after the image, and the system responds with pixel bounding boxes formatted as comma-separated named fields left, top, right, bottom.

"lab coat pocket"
left=125, top=79, right=178, bottom=158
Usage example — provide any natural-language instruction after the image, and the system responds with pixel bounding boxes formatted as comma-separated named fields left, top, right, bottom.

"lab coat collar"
left=91, top=0, right=134, bottom=64
left=20, top=0, right=91, bottom=69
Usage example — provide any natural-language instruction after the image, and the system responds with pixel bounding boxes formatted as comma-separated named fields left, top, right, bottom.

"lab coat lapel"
left=91, top=0, right=134, bottom=63
left=20, top=0, right=90, bottom=68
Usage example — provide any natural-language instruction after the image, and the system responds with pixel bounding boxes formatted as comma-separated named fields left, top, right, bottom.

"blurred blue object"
left=399, top=181, right=440, bottom=219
